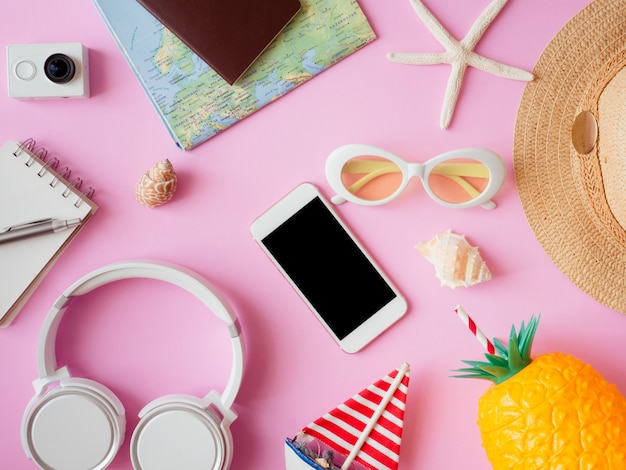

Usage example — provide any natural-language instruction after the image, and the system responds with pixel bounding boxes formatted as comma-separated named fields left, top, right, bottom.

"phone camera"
left=44, top=54, right=76, bottom=84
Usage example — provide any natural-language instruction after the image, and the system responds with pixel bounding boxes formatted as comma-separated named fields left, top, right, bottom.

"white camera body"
left=7, top=42, right=90, bottom=99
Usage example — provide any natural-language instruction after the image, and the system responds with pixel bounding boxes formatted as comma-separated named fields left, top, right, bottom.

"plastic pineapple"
left=456, top=315, right=626, bottom=468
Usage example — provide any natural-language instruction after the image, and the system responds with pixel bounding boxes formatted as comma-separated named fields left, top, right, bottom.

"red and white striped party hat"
left=285, top=363, right=410, bottom=470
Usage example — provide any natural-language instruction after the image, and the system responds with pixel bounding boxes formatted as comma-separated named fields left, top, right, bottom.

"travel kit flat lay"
left=4, top=0, right=626, bottom=468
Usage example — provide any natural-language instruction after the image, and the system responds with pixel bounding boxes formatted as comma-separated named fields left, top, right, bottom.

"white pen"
left=0, top=218, right=82, bottom=244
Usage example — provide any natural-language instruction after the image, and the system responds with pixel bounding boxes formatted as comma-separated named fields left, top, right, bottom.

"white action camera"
left=7, top=42, right=90, bottom=99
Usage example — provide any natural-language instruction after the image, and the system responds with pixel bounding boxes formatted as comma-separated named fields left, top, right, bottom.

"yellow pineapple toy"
left=455, top=313, right=626, bottom=468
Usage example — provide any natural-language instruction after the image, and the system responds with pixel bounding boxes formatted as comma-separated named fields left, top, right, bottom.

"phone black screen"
left=261, top=197, right=397, bottom=340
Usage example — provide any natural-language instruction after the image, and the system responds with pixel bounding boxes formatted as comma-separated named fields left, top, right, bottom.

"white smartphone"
left=250, top=182, right=407, bottom=353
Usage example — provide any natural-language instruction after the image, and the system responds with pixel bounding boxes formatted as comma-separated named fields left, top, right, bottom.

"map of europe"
left=93, top=0, right=376, bottom=150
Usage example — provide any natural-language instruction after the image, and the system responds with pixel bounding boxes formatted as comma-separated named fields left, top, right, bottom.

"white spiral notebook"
left=0, top=139, right=98, bottom=327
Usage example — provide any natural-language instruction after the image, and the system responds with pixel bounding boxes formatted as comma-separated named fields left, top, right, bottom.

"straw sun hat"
left=513, top=0, right=626, bottom=314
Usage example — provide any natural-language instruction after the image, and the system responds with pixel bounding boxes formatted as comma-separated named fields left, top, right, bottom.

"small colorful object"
left=135, top=159, right=177, bottom=208
left=285, top=363, right=410, bottom=470
left=417, top=230, right=492, bottom=289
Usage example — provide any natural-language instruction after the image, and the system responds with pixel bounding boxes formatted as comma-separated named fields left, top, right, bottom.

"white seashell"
left=314, top=458, right=331, bottom=469
left=135, top=159, right=177, bottom=208
left=416, top=229, right=491, bottom=289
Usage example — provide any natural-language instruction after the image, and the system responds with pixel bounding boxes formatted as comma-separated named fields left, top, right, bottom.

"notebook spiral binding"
left=13, top=138, right=96, bottom=209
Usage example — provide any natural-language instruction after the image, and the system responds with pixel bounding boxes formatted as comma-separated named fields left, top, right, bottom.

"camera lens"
left=44, top=54, right=76, bottom=84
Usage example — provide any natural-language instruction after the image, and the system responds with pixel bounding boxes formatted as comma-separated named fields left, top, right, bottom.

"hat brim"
left=514, top=0, right=626, bottom=314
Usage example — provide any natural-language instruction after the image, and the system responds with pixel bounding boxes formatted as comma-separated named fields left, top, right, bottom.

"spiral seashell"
left=416, top=229, right=491, bottom=289
left=135, top=159, right=177, bottom=208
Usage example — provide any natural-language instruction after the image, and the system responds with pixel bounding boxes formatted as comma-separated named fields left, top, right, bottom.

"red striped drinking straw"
left=454, top=305, right=496, bottom=355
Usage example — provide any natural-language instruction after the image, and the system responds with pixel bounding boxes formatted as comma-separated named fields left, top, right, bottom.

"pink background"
left=2, top=0, right=623, bottom=468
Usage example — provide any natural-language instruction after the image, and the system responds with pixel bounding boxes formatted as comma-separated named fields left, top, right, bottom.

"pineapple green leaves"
left=453, top=315, right=541, bottom=385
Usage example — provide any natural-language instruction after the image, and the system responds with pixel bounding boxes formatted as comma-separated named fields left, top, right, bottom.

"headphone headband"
left=37, top=260, right=245, bottom=409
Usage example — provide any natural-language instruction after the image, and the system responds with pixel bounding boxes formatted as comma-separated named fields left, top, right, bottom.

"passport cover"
left=136, top=0, right=301, bottom=85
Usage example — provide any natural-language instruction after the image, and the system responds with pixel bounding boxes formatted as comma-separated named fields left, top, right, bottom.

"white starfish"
left=388, top=0, right=534, bottom=129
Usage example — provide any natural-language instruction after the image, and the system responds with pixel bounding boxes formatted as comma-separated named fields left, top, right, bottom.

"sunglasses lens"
left=428, top=158, right=491, bottom=204
left=340, top=156, right=403, bottom=202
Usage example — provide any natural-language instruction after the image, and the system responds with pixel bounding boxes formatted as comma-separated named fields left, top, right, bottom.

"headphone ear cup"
left=21, top=377, right=126, bottom=470
left=130, top=392, right=235, bottom=469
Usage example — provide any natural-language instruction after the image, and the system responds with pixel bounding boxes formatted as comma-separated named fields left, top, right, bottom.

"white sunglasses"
left=325, top=144, right=506, bottom=210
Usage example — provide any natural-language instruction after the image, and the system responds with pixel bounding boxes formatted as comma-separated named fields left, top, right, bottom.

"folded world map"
left=92, top=0, right=376, bottom=150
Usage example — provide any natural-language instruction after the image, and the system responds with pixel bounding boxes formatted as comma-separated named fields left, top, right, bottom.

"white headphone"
left=21, top=260, right=245, bottom=470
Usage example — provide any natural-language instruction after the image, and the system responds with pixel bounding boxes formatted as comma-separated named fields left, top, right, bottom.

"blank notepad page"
left=0, top=140, right=97, bottom=326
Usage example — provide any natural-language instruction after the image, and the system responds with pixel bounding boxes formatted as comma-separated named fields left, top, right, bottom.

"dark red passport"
left=136, top=0, right=301, bottom=85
